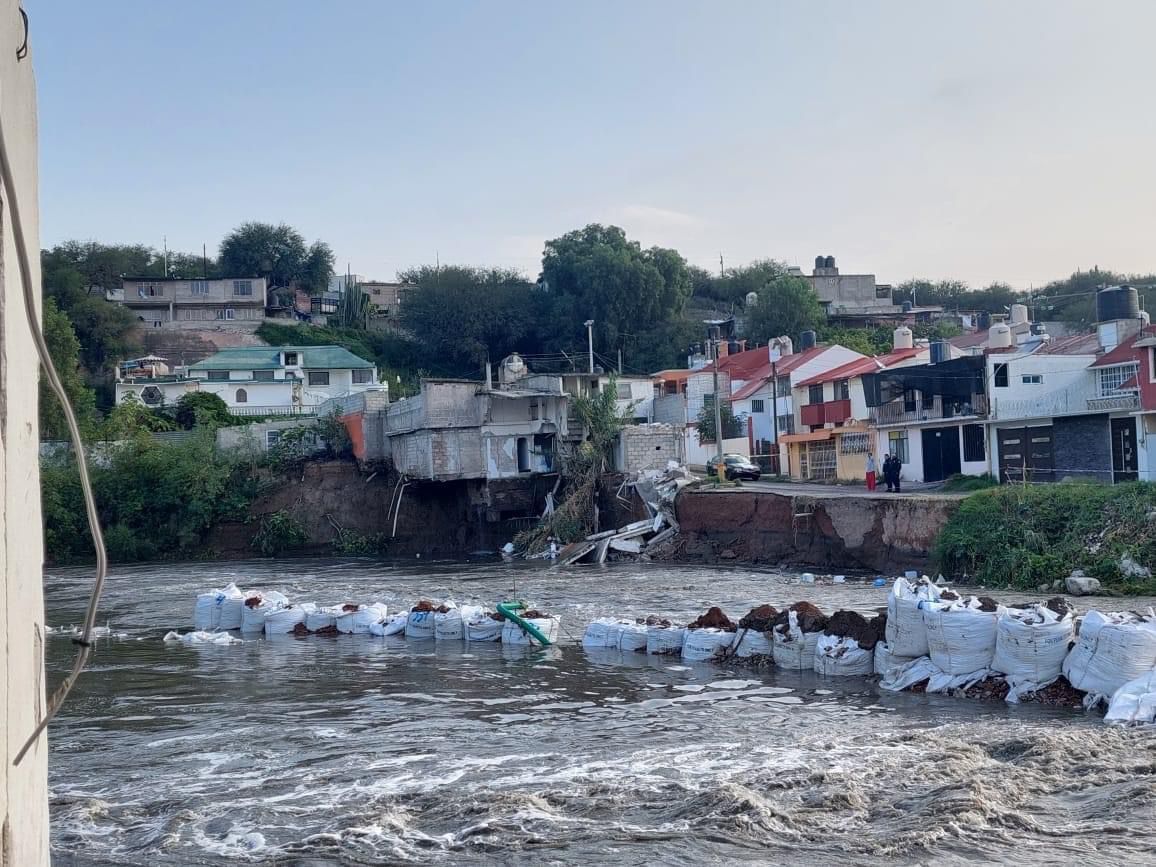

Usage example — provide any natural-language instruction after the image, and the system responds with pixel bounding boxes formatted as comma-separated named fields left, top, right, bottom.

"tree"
left=817, top=325, right=892, bottom=357
left=173, top=392, right=233, bottom=430
left=39, top=298, right=98, bottom=441
left=719, top=259, right=791, bottom=305
left=218, top=222, right=334, bottom=294
left=101, top=393, right=175, bottom=439
left=398, top=265, right=545, bottom=366
left=540, top=224, right=692, bottom=354
left=745, top=275, right=824, bottom=345
left=696, top=399, right=743, bottom=444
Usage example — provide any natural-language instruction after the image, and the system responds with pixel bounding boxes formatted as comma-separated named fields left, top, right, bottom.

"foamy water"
left=46, top=559, right=1156, bottom=865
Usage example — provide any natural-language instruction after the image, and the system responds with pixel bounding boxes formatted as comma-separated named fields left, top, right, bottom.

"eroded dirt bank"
left=662, top=488, right=960, bottom=573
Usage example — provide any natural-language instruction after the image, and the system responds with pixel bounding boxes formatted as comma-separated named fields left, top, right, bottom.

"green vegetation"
left=695, top=399, right=743, bottom=444
left=941, top=473, right=999, bottom=493
left=251, top=510, right=308, bottom=558
left=255, top=321, right=422, bottom=392
left=218, top=222, right=334, bottom=295
left=934, top=483, right=1156, bottom=593
left=331, top=527, right=388, bottom=555
left=173, top=392, right=233, bottom=430
left=744, top=273, right=824, bottom=345
left=40, top=297, right=98, bottom=440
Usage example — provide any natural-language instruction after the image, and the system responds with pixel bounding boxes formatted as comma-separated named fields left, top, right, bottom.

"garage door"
left=997, top=426, right=1054, bottom=483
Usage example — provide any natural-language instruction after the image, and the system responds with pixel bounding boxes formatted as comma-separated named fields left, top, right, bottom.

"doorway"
left=921, top=426, right=962, bottom=482
left=1111, top=417, right=1138, bottom=483
left=516, top=437, right=530, bottom=473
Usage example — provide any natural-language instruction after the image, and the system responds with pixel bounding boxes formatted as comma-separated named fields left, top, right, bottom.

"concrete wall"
left=0, top=1, right=51, bottom=856
left=615, top=424, right=683, bottom=472
left=391, top=428, right=487, bottom=479
left=1053, top=414, right=1112, bottom=483
left=652, top=393, right=687, bottom=426
left=216, top=419, right=314, bottom=454
left=685, top=433, right=749, bottom=467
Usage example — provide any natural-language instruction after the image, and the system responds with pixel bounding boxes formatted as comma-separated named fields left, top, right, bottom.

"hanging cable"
left=0, top=96, right=109, bottom=765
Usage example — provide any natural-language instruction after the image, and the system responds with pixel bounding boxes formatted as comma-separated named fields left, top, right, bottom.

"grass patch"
left=933, top=482, right=1156, bottom=593
left=941, top=473, right=1000, bottom=493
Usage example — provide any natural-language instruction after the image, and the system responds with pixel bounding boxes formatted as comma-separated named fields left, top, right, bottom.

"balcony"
left=870, top=393, right=989, bottom=426
left=1087, top=392, right=1139, bottom=412
left=801, top=399, right=853, bottom=428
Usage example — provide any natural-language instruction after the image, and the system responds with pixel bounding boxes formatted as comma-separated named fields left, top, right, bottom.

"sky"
left=31, top=0, right=1156, bottom=289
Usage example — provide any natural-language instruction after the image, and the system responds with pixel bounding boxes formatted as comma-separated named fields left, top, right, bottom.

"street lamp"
left=584, top=320, right=595, bottom=374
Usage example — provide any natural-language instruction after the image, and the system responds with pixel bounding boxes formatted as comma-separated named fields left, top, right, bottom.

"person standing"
left=865, top=452, right=877, bottom=492
left=891, top=454, right=903, bottom=493
left=883, top=453, right=895, bottom=492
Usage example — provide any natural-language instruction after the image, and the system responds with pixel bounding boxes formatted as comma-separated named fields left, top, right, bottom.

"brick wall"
left=1052, top=414, right=1111, bottom=483
left=616, top=425, right=683, bottom=472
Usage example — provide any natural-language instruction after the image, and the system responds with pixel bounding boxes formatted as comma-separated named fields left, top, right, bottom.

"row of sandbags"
left=191, top=586, right=559, bottom=644
left=581, top=603, right=881, bottom=674
left=880, top=576, right=1156, bottom=721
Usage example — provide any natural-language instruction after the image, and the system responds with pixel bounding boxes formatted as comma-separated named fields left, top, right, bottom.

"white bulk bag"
left=880, top=656, right=940, bottom=692
left=992, top=605, right=1076, bottom=702
left=240, top=591, right=290, bottom=632
left=814, top=633, right=874, bottom=677
left=582, top=618, right=631, bottom=649
left=264, top=606, right=306, bottom=635
left=163, top=630, right=243, bottom=645
left=466, top=614, right=504, bottom=642
left=370, top=613, right=408, bottom=637
left=502, top=615, right=560, bottom=645
left=771, top=611, right=821, bottom=670
left=922, top=601, right=1000, bottom=677
left=873, top=642, right=914, bottom=677
left=406, top=607, right=437, bottom=639
left=194, top=582, right=245, bottom=631
left=733, top=627, right=773, bottom=659
left=885, top=577, right=940, bottom=658
left=337, top=602, right=388, bottom=634
left=1105, top=670, right=1156, bottom=726
left=1062, top=610, right=1156, bottom=704
left=618, top=623, right=649, bottom=653
left=682, top=628, right=734, bottom=661
left=646, top=625, right=686, bottom=655
left=305, top=605, right=342, bottom=632
left=436, top=604, right=483, bottom=640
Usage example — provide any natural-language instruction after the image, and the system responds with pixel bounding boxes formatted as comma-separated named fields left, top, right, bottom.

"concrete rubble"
left=557, top=462, right=693, bottom=565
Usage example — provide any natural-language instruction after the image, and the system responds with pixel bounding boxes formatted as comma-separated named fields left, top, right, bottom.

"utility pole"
left=163, top=234, right=169, bottom=276
left=711, top=326, right=725, bottom=479
left=584, top=319, right=595, bottom=374
left=770, top=347, right=781, bottom=476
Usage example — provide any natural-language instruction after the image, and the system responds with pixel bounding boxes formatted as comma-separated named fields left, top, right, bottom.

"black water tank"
left=727, top=340, right=740, bottom=355
left=978, top=311, right=992, bottom=331
left=902, top=301, right=913, bottom=313
left=815, top=255, right=825, bottom=269
left=800, top=330, right=817, bottom=350
left=929, top=340, right=949, bottom=364
left=1096, top=285, right=1140, bottom=323
left=824, top=255, right=836, bottom=269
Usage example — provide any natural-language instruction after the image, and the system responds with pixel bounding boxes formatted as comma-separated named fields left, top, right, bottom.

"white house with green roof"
left=116, top=345, right=380, bottom=415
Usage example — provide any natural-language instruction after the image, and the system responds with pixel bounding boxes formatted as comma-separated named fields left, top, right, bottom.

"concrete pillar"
left=0, top=1, right=51, bottom=860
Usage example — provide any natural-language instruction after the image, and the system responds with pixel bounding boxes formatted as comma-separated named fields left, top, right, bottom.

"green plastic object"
left=497, top=601, right=553, bottom=646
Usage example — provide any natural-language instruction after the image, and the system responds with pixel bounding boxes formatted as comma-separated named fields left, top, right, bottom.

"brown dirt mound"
left=687, top=606, right=736, bottom=631
left=341, top=603, right=360, bottom=613
left=824, top=610, right=881, bottom=649
left=1017, top=676, right=1085, bottom=708
left=489, top=611, right=505, bottom=621
left=976, top=596, right=999, bottom=613
left=291, top=621, right=309, bottom=635
left=520, top=609, right=549, bottom=619
left=739, top=605, right=778, bottom=632
left=312, top=624, right=339, bottom=636
left=245, top=596, right=263, bottom=609
left=1045, top=597, right=1074, bottom=618
left=411, top=600, right=434, bottom=613
left=433, top=604, right=453, bottom=614
left=907, top=679, right=929, bottom=694
left=939, top=590, right=960, bottom=601
left=638, top=614, right=674, bottom=627
left=771, top=601, right=828, bottom=633
left=961, top=676, right=1011, bottom=702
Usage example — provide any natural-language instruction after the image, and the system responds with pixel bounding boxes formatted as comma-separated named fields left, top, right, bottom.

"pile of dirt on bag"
left=433, top=603, right=454, bottom=614
left=342, top=603, right=361, bottom=613
left=520, top=609, right=549, bottom=619
left=687, top=607, right=736, bottom=631
left=824, top=610, right=884, bottom=650
left=976, top=596, right=999, bottom=612
left=637, top=614, right=675, bottom=627
left=488, top=611, right=505, bottom=621
left=291, top=621, right=309, bottom=635
left=1017, top=676, right=1085, bottom=708
left=961, top=676, right=1011, bottom=702
left=772, top=601, right=828, bottom=633
left=738, top=605, right=778, bottom=632
left=411, top=600, right=435, bottom=613
left=245, top=596, right=263, bottom=609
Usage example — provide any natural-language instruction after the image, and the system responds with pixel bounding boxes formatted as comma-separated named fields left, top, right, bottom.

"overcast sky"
left=33, top=0, right=1156, bottom=289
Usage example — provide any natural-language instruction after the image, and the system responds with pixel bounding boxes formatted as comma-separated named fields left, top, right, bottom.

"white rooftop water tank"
left=893, top=326, right=913, bottom=350
left=988, top=322, right=1013, bottom=349
left=1009, top=304, right=1029, bottom=326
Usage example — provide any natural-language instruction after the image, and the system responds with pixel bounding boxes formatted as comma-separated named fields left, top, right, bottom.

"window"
left=775, top=376, right=791, bottom=398
left=1022, top=374, right=1043, bottom=385
left=253, top=370, right=275, bottom=382
left=352, top=368, right=372, bottom=385
left=776, top=414, right=794, bottom=435
left=207, top=370, right=229, bottom=382
left=232, top=280, right=253, bottom=296
left=283, top=352, right=299, bottom=366
left=840, top=432, right=869, bottom=455
left=1098, top=364, right=1138, bottom=396
left=876, top=283, right=891, bottom=299
left=808, top=384, right=823, bottom=404
left=888, top=430, right=909, bottom=464
left=616, top=382, right=632, bottom=400
left=307, top=371, right=330, bottom=386
left=903, top=389, right=917, bottom=413
left=704, top=393, right=716, bottom=409
left=235, top=388, right=248, bottom=404
left=751, top=399, right=765, bottom=414
left=836, top=380, right=850, bottom=401
left=994, top=363, right=1009, bottom=388
left=189, top=280, right=209, bottom=295
left=137, top=283, right=163, bottom=298
left=265, top=430, right=282, bottom=448
left=214, top=308, right=236, bottom=320
left=922, top=390, right=934, bottom=410
left=963, top=424, right=985, bottom=462
left=140, top=386, right=162, bottom=406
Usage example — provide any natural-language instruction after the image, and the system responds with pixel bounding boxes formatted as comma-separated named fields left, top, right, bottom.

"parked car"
left=706, top=454, right=761, bottom=481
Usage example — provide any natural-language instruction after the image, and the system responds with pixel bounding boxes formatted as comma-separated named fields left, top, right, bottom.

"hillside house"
left=109, top=276, right=269, bottom=329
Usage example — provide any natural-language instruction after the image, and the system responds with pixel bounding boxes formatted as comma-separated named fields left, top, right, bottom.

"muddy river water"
left=46, top=559, right=1156, bottom=865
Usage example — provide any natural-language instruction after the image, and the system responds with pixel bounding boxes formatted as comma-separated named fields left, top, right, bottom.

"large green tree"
left=745, top=275, right=824, bottom=345
left=39, top=298, right=98, bottom=440
left=398, top=265, right=545, bottom=367
left=539, top=224, right=692, bottom=355
left=218, top=222, right=335, bottom=294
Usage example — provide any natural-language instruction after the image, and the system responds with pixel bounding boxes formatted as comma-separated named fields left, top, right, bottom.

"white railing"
left=229, top=405, right=313, bottom=417
left=1087, top=392, right=1139, bottom=412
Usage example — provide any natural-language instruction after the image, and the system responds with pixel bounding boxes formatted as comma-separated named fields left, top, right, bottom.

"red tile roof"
left=726, top=347, right=831, bottom=401
left=1090, top=332, right=1147, bottom=368
left=795, top=348, right=921, bottom=388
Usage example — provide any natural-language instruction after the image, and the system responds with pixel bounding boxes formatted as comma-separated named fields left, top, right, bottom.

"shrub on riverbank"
left=933, top=482, right=1156, bottom=593
left=42, top=431, right=262, bottom=563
